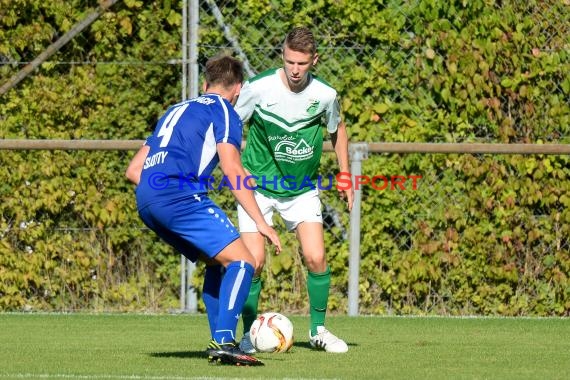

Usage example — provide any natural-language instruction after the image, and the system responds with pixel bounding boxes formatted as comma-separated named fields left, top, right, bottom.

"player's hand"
left=256, top=223, right=282, bottom=253
left=338, top=179, right=354, bottom=212
left=344, top=187, right=354, bottom=212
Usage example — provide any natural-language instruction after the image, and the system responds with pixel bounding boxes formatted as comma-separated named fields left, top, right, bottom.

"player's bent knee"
left=252, top=256, right=266, bottom=272
left=215, top=238, right=256, bottom=267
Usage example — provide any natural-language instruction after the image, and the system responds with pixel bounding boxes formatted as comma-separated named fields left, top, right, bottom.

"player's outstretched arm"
left=125, top=145, right=150, bottom=185
left=217, top=142, right=282, bottom=253
left=331, top=121, right=354, bottom=211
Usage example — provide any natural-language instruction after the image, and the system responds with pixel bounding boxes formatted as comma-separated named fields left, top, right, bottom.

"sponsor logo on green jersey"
left=274, top=138, right=314, bottom=163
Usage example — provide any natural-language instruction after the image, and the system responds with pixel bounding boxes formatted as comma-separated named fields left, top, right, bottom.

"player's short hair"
left=204, top=54, right=244, bottom=89
left=283, top=26, right=317, bottom=56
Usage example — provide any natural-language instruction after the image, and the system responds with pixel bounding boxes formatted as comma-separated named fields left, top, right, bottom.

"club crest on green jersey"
left=306, top=100, right=320, bottom=115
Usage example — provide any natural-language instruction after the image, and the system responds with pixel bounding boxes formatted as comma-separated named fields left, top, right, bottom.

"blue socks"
left=202, top=264, right=224, bottom=337
left=206, top=260, right=254, bottom=344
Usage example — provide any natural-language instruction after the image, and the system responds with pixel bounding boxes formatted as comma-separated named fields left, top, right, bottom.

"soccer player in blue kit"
left=125, top=54, right=281, bottom=366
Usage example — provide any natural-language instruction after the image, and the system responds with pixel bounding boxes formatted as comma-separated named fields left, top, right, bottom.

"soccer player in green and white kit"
left=235, top=26, right=354, bottom=353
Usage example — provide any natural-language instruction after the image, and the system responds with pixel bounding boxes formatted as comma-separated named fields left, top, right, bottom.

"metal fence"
left=1, top=0, right=569, bottom=315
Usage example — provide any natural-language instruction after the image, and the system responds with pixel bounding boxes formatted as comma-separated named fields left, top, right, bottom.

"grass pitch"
left=0, top=313, right=569, bottom=379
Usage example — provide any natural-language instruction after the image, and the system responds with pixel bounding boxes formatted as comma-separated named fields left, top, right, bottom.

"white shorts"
left=237, top=189, right=323, bottom=232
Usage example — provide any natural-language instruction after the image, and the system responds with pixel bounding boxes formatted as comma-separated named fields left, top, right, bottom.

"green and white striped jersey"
left=235, top=68, right=341, bottom=197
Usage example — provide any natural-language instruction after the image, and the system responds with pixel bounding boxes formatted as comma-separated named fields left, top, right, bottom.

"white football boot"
left=309, top=326, right=348, bottom=353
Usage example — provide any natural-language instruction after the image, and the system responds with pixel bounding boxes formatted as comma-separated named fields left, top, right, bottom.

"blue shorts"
left=137, top=195, right=240, bottom=263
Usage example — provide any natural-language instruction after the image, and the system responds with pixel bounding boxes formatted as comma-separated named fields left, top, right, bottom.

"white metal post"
left=180, top=0, right=188, bottom=312
left=184, top=0, right=200, bottom=313
left=348, top=143, right=368, bottom=316
left=180, top=0, right=199, bottom=313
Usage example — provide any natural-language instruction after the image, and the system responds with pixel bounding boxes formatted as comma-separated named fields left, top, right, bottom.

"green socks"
left=242, top=269, right=331, bottom=337
left=307, top=267, right=331, bottom=336
left=242, top=276, right=262, bottom=333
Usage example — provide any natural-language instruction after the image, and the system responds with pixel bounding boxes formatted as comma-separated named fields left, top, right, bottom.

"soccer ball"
left=249, top=312, right=294, bottom=353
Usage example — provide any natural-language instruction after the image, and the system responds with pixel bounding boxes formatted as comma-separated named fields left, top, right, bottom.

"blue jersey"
left=136, top=94, right=243, bottom=209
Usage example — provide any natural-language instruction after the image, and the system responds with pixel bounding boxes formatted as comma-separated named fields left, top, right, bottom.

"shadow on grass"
left=149, top=342, right=359, bottom=359
left=292, top=342, right=359, bottom=350
left=149, top=351, right=206, bottom=359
